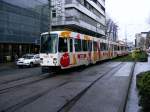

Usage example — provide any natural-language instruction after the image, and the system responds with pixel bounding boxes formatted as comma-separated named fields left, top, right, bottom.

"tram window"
left=118, top=46, right=120, bottom=50
left=70, top=38, right=73, bottom=52
left=94, top=42, right=97, bottom=51
left=114, top=45, right=116, bottom=51
left=82, top=40, right=88, bottom=51
left=116, top=45, right=118, bottom=51
left=123, top=47, right=125, bottom=50
left=105, top=43, right=108, bottom=50
left=110, top=44, right=113, bottom=50
left=112, top=45, right=114, bottom=50
left=104, top=43, right=106, bottom=50
left=109, top=44, right=111, bottom=50
left=88, top=41, right=92, bottom=51
left=75, top=39, right=81, bottom=52
left=100, top=43, right=103, bottom=51
left=58, top=38, right=68, bottom=52
left=40, top=34, right=58, bottom=53
left=121, top=46, right=123, bottom=50
left=115, top=45, right=117, bottom=51
left=103, top=43, right=105, bottom=51
left=100, top=43, right=106, bottom=51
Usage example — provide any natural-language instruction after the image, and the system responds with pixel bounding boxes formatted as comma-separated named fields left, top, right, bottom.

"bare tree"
left=106, top=18, right=118, bottom=41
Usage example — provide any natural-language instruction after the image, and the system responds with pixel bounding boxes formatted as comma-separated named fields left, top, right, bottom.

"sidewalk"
left=125, top=57, right=150, bottom=112
left=0, top=62, right=16, bottom=71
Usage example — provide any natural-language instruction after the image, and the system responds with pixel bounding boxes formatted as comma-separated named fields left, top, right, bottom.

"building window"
left=76, top=0, right=85, bottom=5
left=92, top=0, right=97, bottom=4
left=52, top=10, right=56, bottom=18
left=65, top=0, right=73, bottom=4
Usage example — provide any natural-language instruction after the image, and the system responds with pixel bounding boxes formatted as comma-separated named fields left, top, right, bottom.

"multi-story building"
left=127, top=42, right=134, bottom=51
left=51, top=0, right=106, bottom=37
left=0, top=0, right=49, bottom=62
left=0, top=0, right=106, bottom=63
left=135, top=32, right=150, bottom=50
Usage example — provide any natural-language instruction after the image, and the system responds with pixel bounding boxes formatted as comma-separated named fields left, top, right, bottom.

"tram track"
left=0, top=69, right=42, bottom=85
left=0, top=74, right=41, bottom=85
left=0, top=72, right=55, bottom=94
left=0, top=63, right=99, bottom=94
left=58, top=62, right=124, bottom=112
left=0, top=61, right=111, bottom=86
left=1, top=81, right=71, bottom=112
left=0, top=64, right=95, bottom=94
left=0, top=62, right=125, bottom=112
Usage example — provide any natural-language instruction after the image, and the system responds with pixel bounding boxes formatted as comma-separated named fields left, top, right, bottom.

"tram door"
left=87, top=40, right=92, bottom=64
left=93, top=41, right=98, bottom=63
left=68, top=38, right=74, bottom=66
left=59, top=38, right=70, bottom=67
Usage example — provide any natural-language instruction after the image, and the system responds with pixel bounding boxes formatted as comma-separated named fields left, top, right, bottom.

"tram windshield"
left=40, top=34, right=58, bottom=53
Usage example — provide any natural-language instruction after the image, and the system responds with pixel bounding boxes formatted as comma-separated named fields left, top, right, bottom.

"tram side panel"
left=40, top=31, right=127, bottom=72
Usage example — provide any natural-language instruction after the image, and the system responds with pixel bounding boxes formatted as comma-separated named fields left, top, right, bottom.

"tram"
left=39, top=31, right=128, bottom=72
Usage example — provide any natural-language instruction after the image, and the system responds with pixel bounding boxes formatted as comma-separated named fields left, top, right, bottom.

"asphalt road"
left=0, top=62, right=134, bottom=112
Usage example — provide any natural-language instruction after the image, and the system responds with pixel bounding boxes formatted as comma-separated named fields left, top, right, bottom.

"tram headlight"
left=53, top=58, right=57, bottom=64
left=40, top=58, right=43, bottom=63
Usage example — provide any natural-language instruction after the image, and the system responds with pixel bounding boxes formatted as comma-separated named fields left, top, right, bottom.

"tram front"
left=40, top=33, right=59, bottom=72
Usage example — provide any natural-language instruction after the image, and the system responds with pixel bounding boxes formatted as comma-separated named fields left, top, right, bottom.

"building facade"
left=0, top=0, right=49, bottom=62
left=127, top=42, right=134, bottom=51
left=51, top=0, right=106, bottom=37
left=0, top=0, right=106, bottom=63
left=135, top=32, right=150, bottom=50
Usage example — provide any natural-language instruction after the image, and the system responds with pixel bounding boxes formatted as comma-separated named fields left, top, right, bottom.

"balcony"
left=65, top=3, right=105, bottom=25
left=52, top=16, right=105, bottom=36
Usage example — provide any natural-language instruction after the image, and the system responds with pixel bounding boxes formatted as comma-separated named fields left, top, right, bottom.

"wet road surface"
left=0, top=62, right=134, bottom=112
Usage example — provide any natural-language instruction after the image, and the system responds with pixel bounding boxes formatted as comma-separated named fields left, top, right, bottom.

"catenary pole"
left=48, top=0, right=51, bottom=33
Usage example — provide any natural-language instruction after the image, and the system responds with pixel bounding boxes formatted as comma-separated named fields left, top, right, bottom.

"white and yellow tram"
left=40, top=31, right=128, bottom=72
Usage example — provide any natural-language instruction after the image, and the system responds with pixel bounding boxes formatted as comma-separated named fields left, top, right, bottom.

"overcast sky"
left=105, top=0, right=150, bottom=42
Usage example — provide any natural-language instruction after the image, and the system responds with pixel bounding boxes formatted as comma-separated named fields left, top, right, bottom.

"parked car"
left=16, top=54, right=41, bottom=68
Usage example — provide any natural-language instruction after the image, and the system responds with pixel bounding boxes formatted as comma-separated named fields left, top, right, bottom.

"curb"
left=118, top=62, right=136, bottom=112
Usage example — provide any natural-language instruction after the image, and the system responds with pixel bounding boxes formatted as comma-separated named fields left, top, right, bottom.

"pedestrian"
left=14, top=54, right=18, bottom=61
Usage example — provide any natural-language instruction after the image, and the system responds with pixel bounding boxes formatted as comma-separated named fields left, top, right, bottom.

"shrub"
left=136, top=71, right=150, bottom=112
left=132, top=50, right=148, bottom=62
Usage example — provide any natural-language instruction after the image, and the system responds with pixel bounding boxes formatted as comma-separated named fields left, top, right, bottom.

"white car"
left=16, top=54, right=41, bottom=67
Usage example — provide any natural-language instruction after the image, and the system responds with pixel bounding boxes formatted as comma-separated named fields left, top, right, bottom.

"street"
left=0, top=62, right=134, bottom=112
left=0, top=0, right=150, bottom=112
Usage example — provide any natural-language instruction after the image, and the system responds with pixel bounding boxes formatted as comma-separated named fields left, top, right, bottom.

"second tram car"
left=40, top=31, right=127, bottom=72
